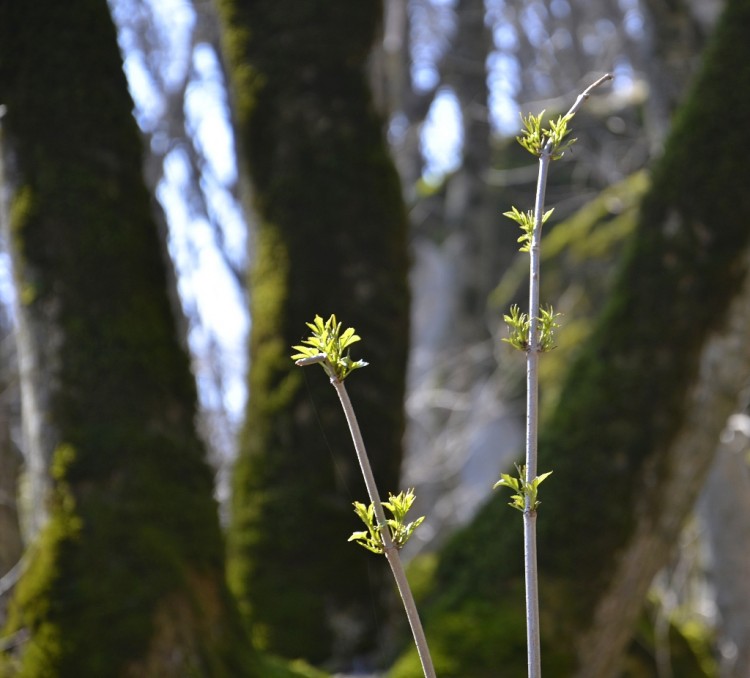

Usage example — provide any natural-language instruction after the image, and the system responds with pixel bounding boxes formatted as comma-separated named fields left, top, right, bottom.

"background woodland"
left=0, top=0, right=749, bottom=676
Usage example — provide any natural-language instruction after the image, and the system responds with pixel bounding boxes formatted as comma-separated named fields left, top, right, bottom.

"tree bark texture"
left=214, top=0, right=411, bottom=668
left=0, top=2, right=256, bottom=675
left=392, top=0, right=750, bottom=674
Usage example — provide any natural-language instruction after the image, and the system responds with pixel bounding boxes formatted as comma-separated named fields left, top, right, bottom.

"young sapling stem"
left=292, top=315, right=435, bottom=678
left=332, top=378, right=436, bottom=678
left=498, top=73, right=612, bottom=678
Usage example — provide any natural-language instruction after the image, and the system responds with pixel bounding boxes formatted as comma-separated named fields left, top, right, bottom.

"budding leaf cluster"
left=537, top=306, right=562, bottom=352
left=494, top=464, right=553, bottom=512
left=504, top=206, right=555, bottom=253
left=349, top=489, right=425, bottom=554
left=517, top=110, right=576, bottom=159
left=291, top=314, right=368, bottom=381
left=503, top=304, right=561, bottom=352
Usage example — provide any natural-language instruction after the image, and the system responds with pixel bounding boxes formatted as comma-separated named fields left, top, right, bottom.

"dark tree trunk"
left=0, top=2, right=256, bottom=675
left=215, top=0, right=411, bottom=669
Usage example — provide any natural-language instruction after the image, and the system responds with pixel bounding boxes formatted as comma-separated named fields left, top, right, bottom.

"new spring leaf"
left=517, top=110, right=577, bottom=158
left=504, top=206, right=555, bottom=252
left=494, top=465, right=553, bottom=512
left=348, top=489, right=425, bottom=554
left=291, top=314, right=368, bottom=381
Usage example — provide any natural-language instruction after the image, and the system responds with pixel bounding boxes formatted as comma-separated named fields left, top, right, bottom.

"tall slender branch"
left=501, top=73, right=612, bottom=678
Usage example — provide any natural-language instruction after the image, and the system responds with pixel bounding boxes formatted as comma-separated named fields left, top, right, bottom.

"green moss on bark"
left=0, top=2, right=257, bottom=675
left=395, top=0, right=750, bottom=673
left=216, top=0, right=410, bottom=667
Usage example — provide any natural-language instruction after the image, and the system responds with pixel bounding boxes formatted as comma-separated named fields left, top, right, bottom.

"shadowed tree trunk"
left=639, top=0, right=719, bottom=149
left=391, top=0, right=750, bottom=674
left=0, top=2, right=258, bottom=675
left=215, top=0, right=411, bottom=670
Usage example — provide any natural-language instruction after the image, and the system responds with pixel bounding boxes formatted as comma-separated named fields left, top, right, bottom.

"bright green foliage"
left=494, top=466, right=553, bottom=512
left=291, top=314, right=368, bottom=381
left=537, top=306, right=562, bottom=352
left=348, top=489, right=425, bottom=554
left=502, top=304, right=561, bottom=352
left=503, top=206, right=554, bottom=252
left=502, top=305, right=530, bottom=350
left=503, top=110, right=571, bottom=359
left=517, top=110, right=576, bottom=159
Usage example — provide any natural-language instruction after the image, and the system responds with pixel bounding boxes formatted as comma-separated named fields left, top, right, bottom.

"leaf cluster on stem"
left=292, top=315, right=436, bottom=678
left=496, top=74, right=612, bottom=678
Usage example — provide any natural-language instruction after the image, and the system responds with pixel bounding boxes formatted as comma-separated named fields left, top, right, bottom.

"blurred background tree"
left=0, top=1, right=261, bottom=675
left=214, top=0, right=411, bottom=669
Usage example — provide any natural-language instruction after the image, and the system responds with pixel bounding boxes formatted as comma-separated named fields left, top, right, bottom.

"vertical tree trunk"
left=639, top=0, right=717, bottom=148
left=0, top=3, right=256, bottom=675
left=215, top=0, right=411, bottom=669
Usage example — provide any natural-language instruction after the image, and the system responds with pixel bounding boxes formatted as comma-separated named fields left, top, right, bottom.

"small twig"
left=293, top=319, right=435, bottom=678
left=0, top=554, right=27, bottom=598
left=294, top=353, right=328, bottom=367
left=331, top=377, right=436, bottom=678
left=563, top=73, right=613, bottom=121
left=0, top=629, right=29, bottom=652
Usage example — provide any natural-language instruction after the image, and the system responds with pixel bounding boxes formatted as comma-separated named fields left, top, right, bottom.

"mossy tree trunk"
left=392, top=0, right=750, bottom=675
left=214, top=0, right=411, bottom=669
left=0, top=3, right=257, bottom=675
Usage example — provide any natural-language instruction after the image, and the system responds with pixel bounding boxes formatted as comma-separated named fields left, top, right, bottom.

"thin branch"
left=294, top=353, right=328, bottom=367
left=523, top=73, right=612, bottom=678
left=0, top=554, right=27, bottom=598
left=563, top=73, right=613, bottom=120
left=331, top=376, right=436, bottom=678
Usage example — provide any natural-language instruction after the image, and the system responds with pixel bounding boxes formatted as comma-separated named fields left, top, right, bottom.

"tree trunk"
left=0, top=3, right=256, bottom=675
left=392, top=0, right=750, bottom=674
left=214, top=0, right=411, bottom=669
left=638, top=0, right=716, bottom=150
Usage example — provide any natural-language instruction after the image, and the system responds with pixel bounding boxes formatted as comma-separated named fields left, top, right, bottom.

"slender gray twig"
left=331, top=375, right=436, bottom=678
left=564, top=73, right=613, bottom=119
left=524, top=143, right=548, bottom=678
left=523, top=73, right=612, bottom=678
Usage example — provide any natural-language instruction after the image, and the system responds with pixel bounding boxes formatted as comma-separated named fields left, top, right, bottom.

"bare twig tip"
left=295, top=354, right=327, bottom=367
